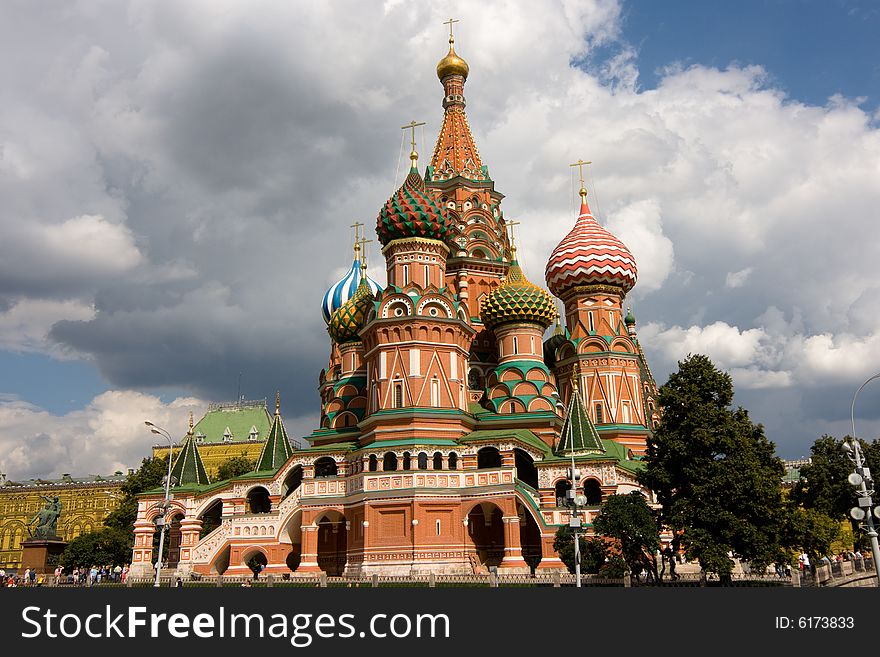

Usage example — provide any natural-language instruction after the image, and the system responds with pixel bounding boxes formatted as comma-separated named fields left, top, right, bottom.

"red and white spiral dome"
left=545, top=192, right=638, bottom=297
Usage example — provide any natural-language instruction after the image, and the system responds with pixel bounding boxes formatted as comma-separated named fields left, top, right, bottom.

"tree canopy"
left=593, top=492, right=661, bottom=582
left=103, top=456, right=169, bottom=534
left=216, top=456, right=256, bottom=481
left=639, top=354, right=787, bottom=576
left=61, top=527, right=131, bottom=569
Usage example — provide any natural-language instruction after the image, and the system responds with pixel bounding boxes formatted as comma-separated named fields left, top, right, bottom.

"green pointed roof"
left=557, top=383, right=603, bottom=454
left=254, top=393, right=293, bottom=472
left=170, top=415, right=210, bottom=486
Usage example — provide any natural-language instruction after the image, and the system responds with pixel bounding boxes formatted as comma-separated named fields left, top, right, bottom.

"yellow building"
left=0, top=472, right=125, bottom=571
left=151, top=400, right=298, bottom=479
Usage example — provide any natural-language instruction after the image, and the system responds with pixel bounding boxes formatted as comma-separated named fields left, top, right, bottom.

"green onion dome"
left=480, top=257, right=557, bottom=330
left=624, top=306, right=636, bottom=327
left=328, top=276, right=373, bottom=343
left=376, top=167, right=448, bottom=246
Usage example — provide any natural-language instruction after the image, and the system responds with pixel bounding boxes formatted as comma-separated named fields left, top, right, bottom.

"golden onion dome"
left=480, top=256, right=557, bottom=330
left=437, top=38, right=469, bottom=80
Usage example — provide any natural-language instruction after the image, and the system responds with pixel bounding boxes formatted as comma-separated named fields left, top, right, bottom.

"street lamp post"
left=846, top=374, right=880, bottom=587
left=567, top=452, right=588, bottom=588
left=145, top=421, right=175, bottom=588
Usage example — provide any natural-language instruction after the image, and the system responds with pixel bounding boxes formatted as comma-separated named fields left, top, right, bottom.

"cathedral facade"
left=129, top=32, right=659, bottom=579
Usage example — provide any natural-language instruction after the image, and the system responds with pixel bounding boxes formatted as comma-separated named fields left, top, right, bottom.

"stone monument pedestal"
left=20, top=537, right=67, bottom=575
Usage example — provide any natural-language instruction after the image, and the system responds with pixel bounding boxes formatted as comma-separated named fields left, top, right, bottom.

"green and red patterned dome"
left=376, top=167, right=448, bottom=246
left=480, top=256, right=557, bottom=330
left=328, top=276, right=374, bottom=343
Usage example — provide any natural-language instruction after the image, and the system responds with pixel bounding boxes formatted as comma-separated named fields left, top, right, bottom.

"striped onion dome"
left=376, top=166, right=448, bottom=247
left=322, top=256, right=382, bottom=324
left=545, top=192, right=637, bottom=296
left=480, top=256, right=557, bottom=330
left=328, top=276, right=374, bottom=344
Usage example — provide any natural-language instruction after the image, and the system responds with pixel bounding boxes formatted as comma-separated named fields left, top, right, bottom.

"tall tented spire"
left=557, top=372, right=603, bottom=454
left=429, top=24, right=489, bottom=183
left=170, top=415, right=210, bottom=486
left=255, top=391, right=293, bottom=472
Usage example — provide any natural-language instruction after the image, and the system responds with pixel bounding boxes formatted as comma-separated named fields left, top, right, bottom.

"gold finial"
left=358, top=237, right=372, bottom=270
left=350, top=221, right=364, bottom=258
left=570, top=159, right=592, bottom=200
left=402, top=120, right=426, bottom=167
left=188, top=411, right=194, bottom=433
left=443, top=17, right=459, bottom=44
left=504, top=220, right=521, bottom=256
left=275, top=390, right=281, bottom=416
left=571, top=362, right=581, bottom=392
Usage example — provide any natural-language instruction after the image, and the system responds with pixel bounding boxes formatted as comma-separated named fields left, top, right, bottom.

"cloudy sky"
left=1, top=0, right=879, bottom=479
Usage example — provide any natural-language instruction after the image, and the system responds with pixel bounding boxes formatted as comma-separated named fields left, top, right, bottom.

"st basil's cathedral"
left=129, top=28, right=660, bottom=579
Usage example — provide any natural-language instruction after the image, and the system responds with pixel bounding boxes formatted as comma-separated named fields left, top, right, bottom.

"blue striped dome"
left=322, top=259, right=382, bottom=324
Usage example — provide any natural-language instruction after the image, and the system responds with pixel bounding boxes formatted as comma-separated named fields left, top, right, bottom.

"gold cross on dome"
left=359, top=237, right=373, bottom=267
left=350, top=221, right=364, bottom=257
left=570, top=159, right=592, bottom=196
left=402, top=120, right=426, bottom=164
left=504, top=220, right=521, bottom=251
left=443, top=17, right=459, bottom=41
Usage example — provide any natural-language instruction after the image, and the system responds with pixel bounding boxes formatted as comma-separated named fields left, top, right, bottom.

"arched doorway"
left=554, top=480, right=572, bottom=507
left=199, top=500, right=223, bottom=539
left=246, top=486, right=271, bottom=514
left=513, top=448, right=538, bottom=489
left=383, top=452, right=398, bottom=471
left=211, top=545, right=230, bottom=576
left=244, top=550, right=268, bottom=577
left=466, top=503, right=504, bottom=569
left=282, top=466, right=303, bottom=499
left=584, top=479, right=603, bottom=506
left=166, top=513, right=184, bottom=567
left=517, top=501, right=542, bottom=572
left=316, top=511, right=347, bottom=576
left=477, top=446, right=502, bottom=469
left=284, top=509, right=303, bottom=572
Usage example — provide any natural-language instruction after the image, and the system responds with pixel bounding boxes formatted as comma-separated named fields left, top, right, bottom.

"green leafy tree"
left=216, top=456, right=256, bottom=481
left=784, top=506, right=841, bottom=566
left=639, top=354, right=787, bottom=578
left=61, top=527, right=132, bottom=570
left=593, top=492, right=660, bottom=583
left=791, top=436, right=855, bottom=519
left=103, top=456, right=169, bottom=536
left=552, top=527, right=608, bottom=574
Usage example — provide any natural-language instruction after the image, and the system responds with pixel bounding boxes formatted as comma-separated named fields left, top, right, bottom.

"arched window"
left=477, top=446, right=502, bottom=469
left=383, top=452, right=398, bottom=472
left=513, top=448, right=538, bottom=489
left=448, top=452, right=458, bottom=470
left=509, top=401, right=516, bottom=414
left=555, top=480, right=572, bottom=507
left=513, top=336, right=518, bottom=354
left=368, top=454, right=378, bottom=472
left=584, top=479, right=603, bottom=505
left=595, top=404, right=604, bottom=424
left=588, top=311, right=595, bottom=332
left=394, top=382, right=404, bottom=408
left=403, top=264, right=409, bottom=285
left=314, top=457, right=337, bottom=478
left=431, top=378, right=440, bottom=407
left=402, top=452, right=412, bottom=470
left=417, top=452, right=428, bottom=470
left=432, top=452, right=443, bottom=470
left=424, top=264, right=429, bottom=286
left=246, top=487, right=271, bottom=514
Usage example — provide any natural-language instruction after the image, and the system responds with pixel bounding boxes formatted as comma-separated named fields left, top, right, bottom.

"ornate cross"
left=402, top=120, right=426, bottom=163
left=569, top=159, right=592, bottom=190
left=504, top=220, right=521, bottom=251
left=359, top=237, right=373, bottom=267
left=443, top=17, right=459, bottom=40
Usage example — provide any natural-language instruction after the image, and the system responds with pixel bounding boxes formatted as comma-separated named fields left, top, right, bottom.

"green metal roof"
left=557, top=386, right=603, bottom=454
left=191, top=402, right=272, bottom=444
left=254, top=404, right=294, bottom=473
left=170, top=433, right=210, bottom=486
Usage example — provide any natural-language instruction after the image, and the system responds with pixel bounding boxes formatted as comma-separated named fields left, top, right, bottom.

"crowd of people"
left=0, top=564, right=129, bottom=587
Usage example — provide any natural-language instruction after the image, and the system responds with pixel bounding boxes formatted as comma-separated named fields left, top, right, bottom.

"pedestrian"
left=29, top=569, right=37, bottom=586
left=121, top=565, right=129, bottom=583
left=23, top=568, right=31, bottom=586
